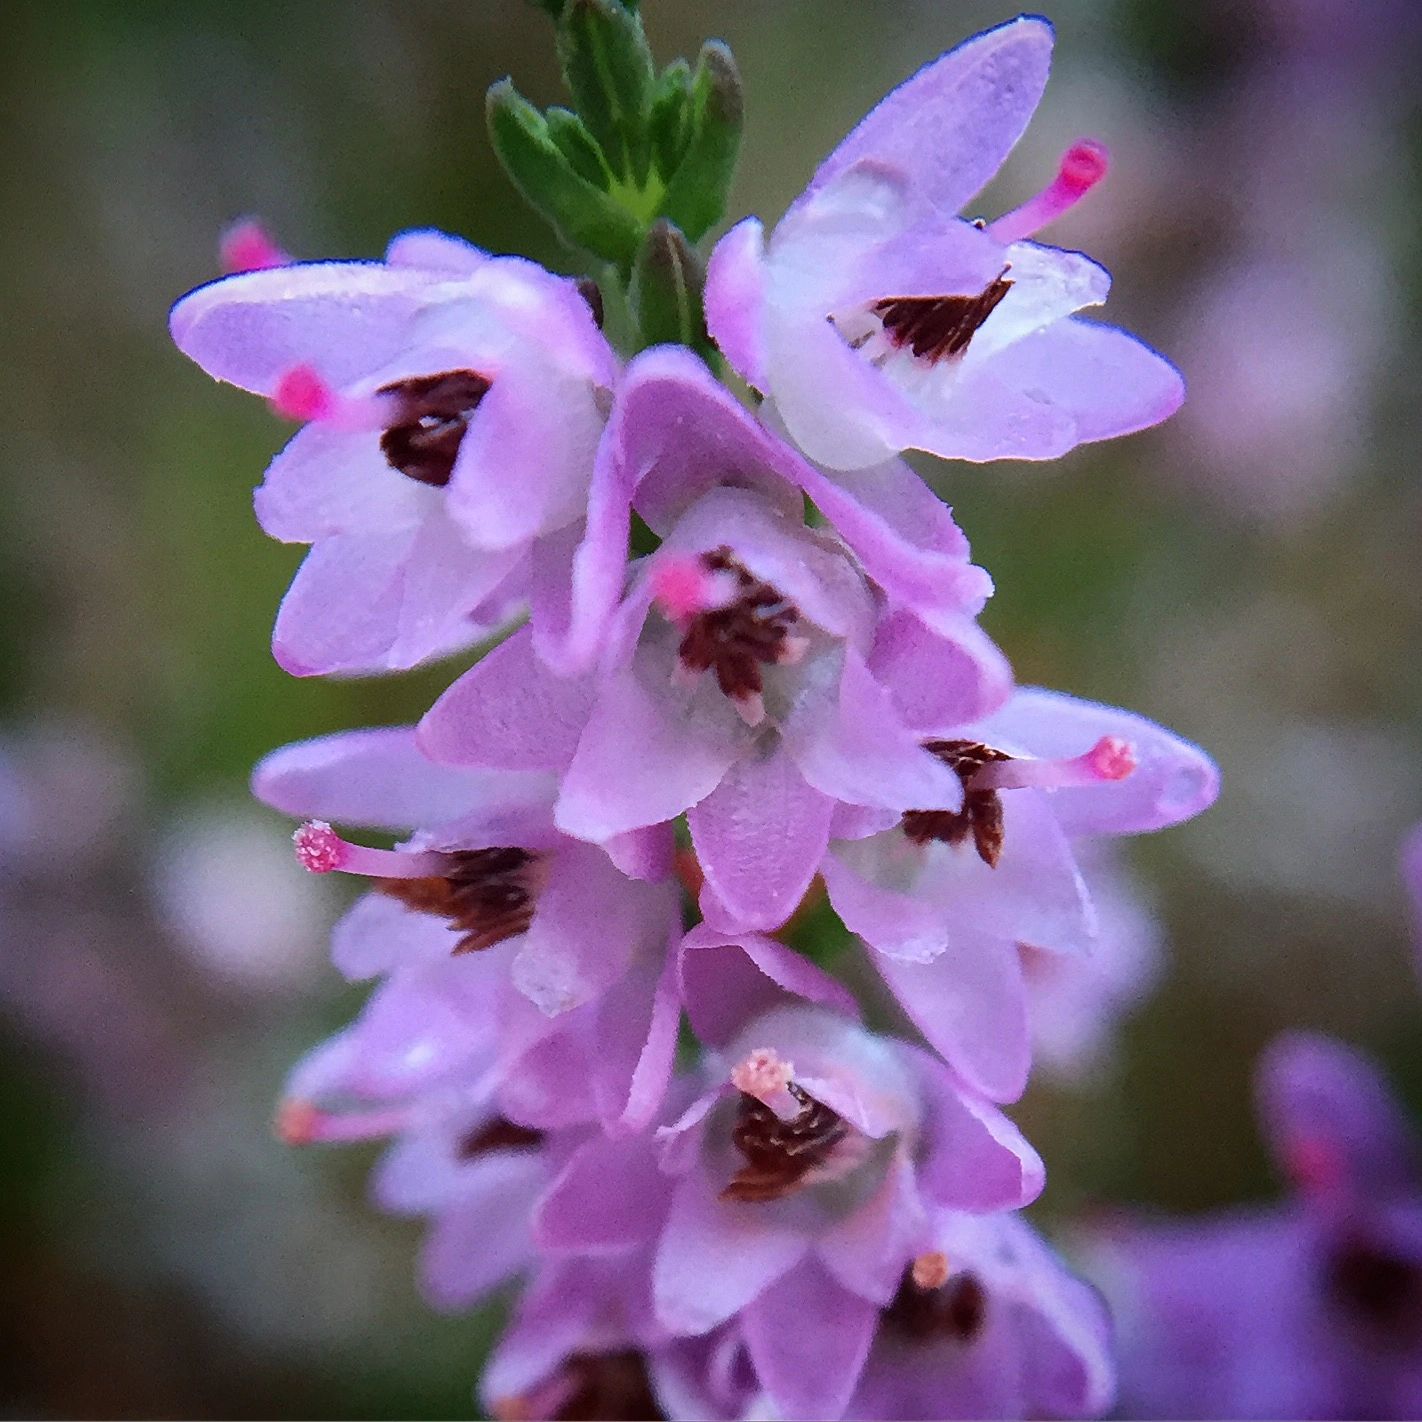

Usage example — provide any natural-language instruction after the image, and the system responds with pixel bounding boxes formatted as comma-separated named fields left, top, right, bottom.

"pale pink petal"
left=818, top=842, right=948, bottom=962
left=384, top=228, right=489, bottom=273
left=686, top=740, right=835, bottom=931
left=817, top=1149, right=928, bottom=1305
left=800, top=15, right=1055, bottom=217
left=596, top=941, right=682, bottom=1134
left=329, top=892, right=452, bottom=980
left=874, top=930, right=1031, bottom=1102
left=653, top=1171, right=808, bottom=1334
left=419, top=628, right=598, bottom=772
left=704, top=216, right=769, bottom=389
left=866, top=607, right=1013, bottom=732
left=740, top=1255, right=878, bottom=1420
left=535, top=1133, right=671, bottom=1251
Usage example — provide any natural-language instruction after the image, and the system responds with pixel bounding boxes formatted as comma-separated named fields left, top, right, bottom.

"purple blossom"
left=1095, top=1032, right=1422, bottom=1419
left=703, top=16, right=1183, bottom=472
left=819, top=687, right=1218, bottom=1099
left=170, top=230, right=617, bottom=675
left=420, top=444, right=1011, bottom=934
left=533, top=1004, right=1044, bottom=1418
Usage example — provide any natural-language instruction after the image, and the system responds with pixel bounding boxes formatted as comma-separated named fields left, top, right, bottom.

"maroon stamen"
left=873, top=273, right=1013, bottom=365
left=882, top=1266, right=989, bottom=1344
left=677, top=548, right=800, bottom=702
left=378, top=845, right=541, bottom=953
left=901, top=739, right=1014, bottom=867
left=457, top=1116, right=546, bottom=1159
left=1326, top=1235, right=1422, bottom=1344
left=720, top=1082, right=848, bottom=1203
left=378, top=369, right=491, bottom=486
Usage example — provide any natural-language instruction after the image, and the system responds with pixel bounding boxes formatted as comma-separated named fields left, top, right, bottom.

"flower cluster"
left=173, top=12, right=1217, bottom=1419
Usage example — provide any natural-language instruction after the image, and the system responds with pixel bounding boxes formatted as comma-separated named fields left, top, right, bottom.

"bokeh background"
left=3, top=0, right=1421, bottom=1415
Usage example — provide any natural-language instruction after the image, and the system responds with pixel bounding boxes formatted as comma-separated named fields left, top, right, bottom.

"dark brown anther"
left=882, top=1267, right=989, bottom=1344
left=378, top=845, right=541, bottom=953
left=901, top=739, right=1014, bottom=867
left=1326, top=1236, right=1422, bottom=1343
left=677, top=548, right=801, bottom=703
left=378, top=369, right=491, bottom=486
left=548, top=1351, right=664, bottom=1422
left=873, top=272, right=1013, bottom=364
left=456, top=1116, right=546, bottom=1160
left=720, top=1083, right=848, bottom=1203
left=575, top=276, right=606, bottom=329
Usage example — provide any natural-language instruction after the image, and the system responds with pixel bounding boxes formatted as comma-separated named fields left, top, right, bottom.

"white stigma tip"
left=912, top=1250, right=950, bottom=1289
left=732, top=1047, right=795, bottom=1100
left=293, top=820, right=345, bottom=873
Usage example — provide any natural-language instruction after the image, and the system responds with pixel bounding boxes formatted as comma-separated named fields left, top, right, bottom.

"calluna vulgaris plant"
left=172, top=7, right=1220, bottom=1417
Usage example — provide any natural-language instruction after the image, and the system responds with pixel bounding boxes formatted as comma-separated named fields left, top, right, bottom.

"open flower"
left=421, top=479, right=1009, bottom=933
left=704, top=15, right=1183, bottom=471
left=819, top=687, right=1217, bottom=1100
left=170, top=229, right=617, bottom=674
left=1095, top=1032, right=1422, bottom=1420
left=533, top=1006, right=1044, bottom=1418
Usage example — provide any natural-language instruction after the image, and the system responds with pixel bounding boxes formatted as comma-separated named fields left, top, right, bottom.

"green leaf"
left=545, top=106, right=613, bottom=190
left=631, top=218, right=711, bottom=355
left=486, top=79, right=642, bottom=271
left=556, top=0, right=655, bottom=185
left=657, top=40, right=744, bottom=243
left=648, top=59, right=693, bottom=180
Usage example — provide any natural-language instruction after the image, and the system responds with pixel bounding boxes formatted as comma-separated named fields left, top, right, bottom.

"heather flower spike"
left=174, top=10, right=1224, bottom=1418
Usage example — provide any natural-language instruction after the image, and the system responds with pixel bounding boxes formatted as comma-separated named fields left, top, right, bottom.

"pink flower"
left=170, top=229, right=617, bottom=675
left=704, top=16, right=1183, bottom=471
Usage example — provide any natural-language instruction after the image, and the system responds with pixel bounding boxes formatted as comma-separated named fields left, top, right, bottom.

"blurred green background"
left=2, top=0, right=1421, bottom=1414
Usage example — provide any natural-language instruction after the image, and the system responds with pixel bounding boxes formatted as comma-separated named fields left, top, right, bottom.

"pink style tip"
left=986, top=138, right=1110, bottom=247
left=1085, top=735, right=1136, bottom=782
left=293, top=820, right=346, bottom=874
left=274, top=1097, right=318, bottom=1145
left=649, top=553, right=730, bottom=621
left=1282, top=1134, right=1343, bottom=1198
left=218, top=218, right=292, bottom=274
left=270, top=365, right=335, bottom=423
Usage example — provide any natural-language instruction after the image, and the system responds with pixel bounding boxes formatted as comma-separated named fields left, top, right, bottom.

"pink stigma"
left=293, top=820, right=346, bottom=874
left=1085, top=735, right=1136, bottom=782
left=731, top=1047, right=803, bottom=1119
left=1284, top=1134, right=1343, bottom=1197
left=271, top=364, right=335, bottom=422
left=912, top=1250, right=950, bottom=1289
left=219, top=218, right=291, bottom=274
left=275, top=1098, right=318, bottom=1145
left=987, top=138, right=1110, bottom=246
left=650, top=553, right=726, bottom=621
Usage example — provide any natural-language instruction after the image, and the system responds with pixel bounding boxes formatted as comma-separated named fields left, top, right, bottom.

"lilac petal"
left=704, top=217, right=769, bottom=389
left=498, top=1012, right=600, bottom=1130
left=910, top=359, right=1082, bottom=463
left=479, top=1259, right=599, bottom=1409
left=1256, top=1030, right=1418, bottom=1202
left=371, top=1116, right=477, bottom=1214
left=818, top=1149, right=927, bottom=1305
left=419, top=1152, right=543, bottom=1309
left=976, top=315, right=1185, bottom=446
left=596, top=941, right=682, bottom=1134
left=329, top=891, right=454, bottom=980
left=601, top=822, right=675, bottom=883
left=254, top=423, right=430, bottom=543
left=793, top=456, right=996, bottom=623
left=763, top=303, right=931, bottom=471
left=527, top=520, right=582, bottom=670
left=444, top=370, right=600, bottom=550
left=169, top=260, right=447, bottom=394
left=619, top=347, right=805, bottom=537
left=653, top=1171, right=808, bottom=1334
left=781, top=649, right=966, bottom=813
left=873, top=930, right=1031, bottom=1102
left=271, top=531, right=410, bottom=676
left=419, top=627, right=597, bottom=771
left=978, top=687, right=1221, bottom=835
left=911, top=1049, right=1044, bottom=1208
left=678, top=924, right=858, bottom=1047
left=687, top=739, right=834, bottom=931
left=512, top=843, right=670, bottom=1015
left=740, top=1255, right=878, bottom=1421
left=555, top=659, right=750, bottom=842
left=800, top=16, right=1054, bottom=217
left=819, top=843, right=949, bottom=962
left=251, top=724, right=528, bottom=828
left=918, top=790, right=1095, bottom=956
left=535, top=1133, right=671, bottom=1251
left=867, top=607, right=1013, bottom=732
left=384, top=227, right=488, bottom=274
